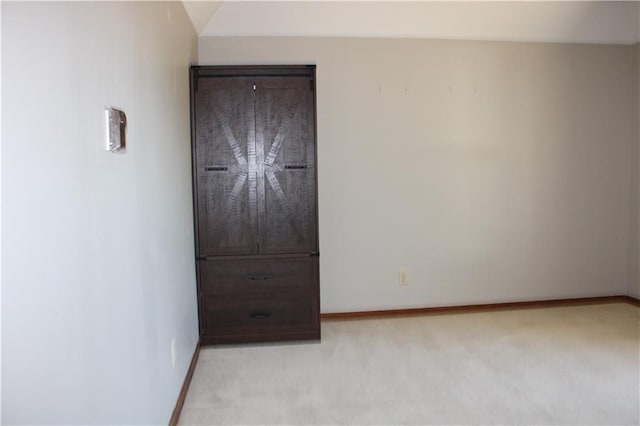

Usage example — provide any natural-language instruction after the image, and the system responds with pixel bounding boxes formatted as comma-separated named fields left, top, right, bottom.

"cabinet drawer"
left=199, top=257, right=317, bottom=295
left=202, top=293, right=318, bottom=337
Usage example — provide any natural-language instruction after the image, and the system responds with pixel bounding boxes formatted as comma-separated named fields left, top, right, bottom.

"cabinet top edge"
left=191, top=65, right=315, bottom=78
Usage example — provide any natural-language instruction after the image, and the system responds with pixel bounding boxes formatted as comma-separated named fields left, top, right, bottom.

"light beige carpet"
left=179, top=302, right=639, bottom=425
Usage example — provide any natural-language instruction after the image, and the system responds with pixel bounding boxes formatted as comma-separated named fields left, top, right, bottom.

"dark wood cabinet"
left=190, top=66, right=320, bottom=344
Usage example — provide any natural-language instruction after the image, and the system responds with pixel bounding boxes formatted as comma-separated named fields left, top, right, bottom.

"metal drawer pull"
left=248, top=275, right=271, bottom=281
left=284, top=165, right=307, bottom=170
left=205, top=166, right=228, bottom=172
left=250, top=311, right=272, bottom=319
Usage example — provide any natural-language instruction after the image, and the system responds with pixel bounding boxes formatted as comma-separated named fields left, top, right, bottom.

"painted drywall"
left=0, top=2, right=3, bottom=423
left=2, top=2, right=198, bottom=424
left=182, top=0, right=222, bottom=34
left=201, top=1, right=640, bottom=45
left=199, top=37, right=636, bottom=313
left=632, top=42, right=640, bottom=299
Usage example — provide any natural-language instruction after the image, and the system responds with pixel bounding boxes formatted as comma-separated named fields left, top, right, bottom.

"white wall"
left=199, top=37, right=636, bottom=313
left=201, top=1, right=640, bottom=45
left=632, top=42, right=640, bottom=299
left=2, top=2, right=198, bottom=424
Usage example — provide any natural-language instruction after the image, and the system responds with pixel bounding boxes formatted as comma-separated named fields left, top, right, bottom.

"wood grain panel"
left=199, top=257, right=317, bottom=296
left=194, top=77, right=258, bottom=256
left=255, top=77, right=317, bottom=255
left=202, top=292, right=318, bottom=335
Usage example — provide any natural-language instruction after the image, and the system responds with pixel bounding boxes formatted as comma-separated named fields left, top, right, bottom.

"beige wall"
left=3, top=2, right=198, bottom=423
left=199, top=37, right=636, bottom=312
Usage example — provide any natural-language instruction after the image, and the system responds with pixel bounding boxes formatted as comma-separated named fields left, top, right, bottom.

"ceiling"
left=187, top=1, right=640, bottom=45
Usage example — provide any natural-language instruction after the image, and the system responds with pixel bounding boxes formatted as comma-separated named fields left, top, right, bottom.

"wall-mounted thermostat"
left=104, top=107, right=127, bottom=152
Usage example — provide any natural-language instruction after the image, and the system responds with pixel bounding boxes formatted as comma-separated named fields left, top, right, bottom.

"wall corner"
left=629, top=43, right=640, bottom=298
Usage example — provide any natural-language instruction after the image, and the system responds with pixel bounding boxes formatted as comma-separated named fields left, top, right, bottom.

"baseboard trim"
left=625, top=295, right=640, bottom=307
left=169, top=340, right=201, bottom=426
left=321, top=295, right=634, bottom=320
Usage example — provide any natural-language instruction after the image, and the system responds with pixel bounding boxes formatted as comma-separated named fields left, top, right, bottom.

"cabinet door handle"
left=248, top=275, right=271, bottom=281
left=250, top=311, right=272, bottom=319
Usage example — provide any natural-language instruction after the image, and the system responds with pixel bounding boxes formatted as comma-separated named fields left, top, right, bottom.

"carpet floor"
left=179, top=302, right=639, bottom=425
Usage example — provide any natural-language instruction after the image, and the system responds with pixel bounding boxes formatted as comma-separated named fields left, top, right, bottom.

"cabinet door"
left=194, top=78, right=259, bottom=256
left=255, top=77, right=317, bottom=254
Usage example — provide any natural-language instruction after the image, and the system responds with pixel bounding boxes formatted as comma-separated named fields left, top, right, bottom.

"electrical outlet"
left=399, top=269, right=408, bottom=287
left=171, top=338, right=177, bottom=368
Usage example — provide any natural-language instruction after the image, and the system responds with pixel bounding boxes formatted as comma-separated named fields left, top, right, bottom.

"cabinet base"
left=200, top=329, right=320, bottom=345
